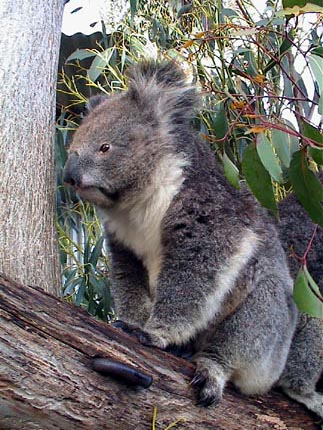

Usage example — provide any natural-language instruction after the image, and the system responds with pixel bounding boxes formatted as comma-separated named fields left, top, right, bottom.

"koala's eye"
left=99, top=143, right=110, bottom=153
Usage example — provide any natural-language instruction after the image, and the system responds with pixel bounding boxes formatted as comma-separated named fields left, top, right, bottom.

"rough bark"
left=0, top=1, right=64, bottom=295
left=0, top=274, right=320, bottom=430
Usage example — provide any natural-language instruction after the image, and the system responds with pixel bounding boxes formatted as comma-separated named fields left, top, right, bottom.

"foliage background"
left=56, top=0, right=323, bottom=320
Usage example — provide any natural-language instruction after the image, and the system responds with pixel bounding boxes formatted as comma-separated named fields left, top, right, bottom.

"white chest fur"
left=100, top=154, right=188, bottom=296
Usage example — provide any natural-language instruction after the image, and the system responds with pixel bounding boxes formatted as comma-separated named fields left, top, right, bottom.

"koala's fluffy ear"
left=86, top=94, right=108, bottom=112
left=126, top=60, right=198, bottom=124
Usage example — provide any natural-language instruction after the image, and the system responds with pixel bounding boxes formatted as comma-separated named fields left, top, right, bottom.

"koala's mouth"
left=74, top=185, right=119, bottom=204
left=98, top=187, right=120, bottom=202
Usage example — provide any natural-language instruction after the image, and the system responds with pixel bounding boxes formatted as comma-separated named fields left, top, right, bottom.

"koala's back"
left=278, top=191, right=323, bottom=292
left=277, top=185, right=323, bottom=416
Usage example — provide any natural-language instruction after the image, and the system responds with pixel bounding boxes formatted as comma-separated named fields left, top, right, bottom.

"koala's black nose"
left=63, top=152, right=80, bottom=187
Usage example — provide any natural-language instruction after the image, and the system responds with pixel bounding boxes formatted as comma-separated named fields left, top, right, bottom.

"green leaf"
left=130, top=0, right=138, bottom=20
left=213, top=104, right=228, bottom=140
left=223, top=152, right=240, bottom=189
left=289, top=150, right=323, bottom=226
left=256, top=133, right=284, bottom=183
left=309, top=146, right=323, bottom=165
left=295, top=73, right=310, bottom=117
left=304, top=266, right=323, bottom=301
left=302, top=120, right=323, bottom=146
left=62, top=270, right=79, bottom=296
left=89, top=236, right=104, bottom=267
left=271, top=128, right=299, bottom=168
left=87, top=55, right=107, bottom=82
left=319, top=90, right=323, bottom=115
left=263, top=31, right=294, bottom=74
left=75, top=279, right=87, bottom=306
left=302, top=120, right=323, bottom=164
left=221, top=8, right=239, bottom=18
left=177, top=4, right=192, bottom=18
left=83, top=239, right=90, bottom=267
left=282, top=56, right=294, bottom=100
left=242, top=144, right=278, bottom=216
left=308, top=54, right=323, bottom=93
left=87, top=48, right=114, bottom=82
left=66, top=49, right=96, bottom=63
left=244, top=50, right=258, bottom=78
left=294, top=268, right=323, bottom=318
left=311, top=47, right=323, bottom=58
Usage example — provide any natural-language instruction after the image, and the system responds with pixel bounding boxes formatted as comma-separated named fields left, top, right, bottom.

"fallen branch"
left=0, top=274, right=320, bottom=430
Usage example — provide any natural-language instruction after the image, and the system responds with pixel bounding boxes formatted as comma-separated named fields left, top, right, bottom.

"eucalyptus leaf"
left=308, top=54, right=323, bottom=93
left=223, top=152, right=240, bottom=189
left=84, top=237, right=93, bottom=267
left=87, top=55, right=107, bottom=82
left=177, top=3, right=192, bottom=18
left=302, top=119, right=323, bottom=146
left=75, top=280, right=87, bottom=306
left=263, top=30, right=294, bottom=74
left=66, top=49, right=96, bottom=63
left=271, top=128, right=299, bottom=168
left=242, top=144, right=278, bottom=216
left=89, top=236, right=104, bottom=267
left=304, top=266, right=323, bottom=300
left=213, top=104, right=228, bottom=140
left=87, top=48, right=114, bottom=82
left=221, top=8, right=239, bottom=18
left=63, top=275, right=79, bottom=297
left=289, top=150, right=323, bottom=227
left=309, top=147, right=323, bottom=165
left=296, top=73, right=310, bottom=117
left=256, top=133, right=284, bottom=183
left=294, top=268, right=323, bottom=318
left=282, top=56, right=294, bottom=99
left=130, top=0, right=138, bottom=20
left=311, top=47, right=323, bottom=58
left=244, top=50, right=258, bottom=78
left=319, top=90, right=323, bottom=115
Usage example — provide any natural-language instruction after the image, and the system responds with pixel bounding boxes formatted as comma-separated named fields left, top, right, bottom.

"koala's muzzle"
left=63, top=152, right=82, bottom=188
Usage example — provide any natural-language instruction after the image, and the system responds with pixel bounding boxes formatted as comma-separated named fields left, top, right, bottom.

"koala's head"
left=63, top=60, right=198, bottom=208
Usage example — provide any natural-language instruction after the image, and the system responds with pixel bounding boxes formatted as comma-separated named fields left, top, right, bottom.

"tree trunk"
left=0, top=274, right=319, bottom=430
left=0, top=1, right=64, bottom=295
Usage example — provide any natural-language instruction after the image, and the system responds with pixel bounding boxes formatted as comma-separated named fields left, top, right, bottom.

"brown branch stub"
left=0, top=274, right=319, bottom=430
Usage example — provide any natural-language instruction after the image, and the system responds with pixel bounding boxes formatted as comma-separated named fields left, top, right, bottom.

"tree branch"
left=0, top=274, right=319, bottom=430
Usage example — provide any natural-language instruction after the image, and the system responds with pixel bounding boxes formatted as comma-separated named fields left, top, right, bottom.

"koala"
left=277, top=192, right=323, bottom=417
left=63, top=60, right=317, bottom=414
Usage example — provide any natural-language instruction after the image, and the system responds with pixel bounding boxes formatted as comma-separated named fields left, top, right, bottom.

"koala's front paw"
left=112, top=320, right=138, bottom=334
left=143, top=319, right=190, bottom=349
left=165, top=342, right=195, bottom=360
left=113, top=320, right=167, bottom=349
left=138, top=330, right=169, bottom=349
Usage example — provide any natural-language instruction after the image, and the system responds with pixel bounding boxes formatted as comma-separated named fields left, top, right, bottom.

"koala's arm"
left=108, top=239, right=152, bottom=328
left=142, top=219, right=259, bottom=349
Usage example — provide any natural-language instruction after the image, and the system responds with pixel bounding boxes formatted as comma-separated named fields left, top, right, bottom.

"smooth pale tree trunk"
left=0, top=1, right=65, bottom=295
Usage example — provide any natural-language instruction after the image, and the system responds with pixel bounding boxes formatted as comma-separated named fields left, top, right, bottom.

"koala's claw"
left=112, top=320, right=155, bottom=346
left=191, top=371, right=207, bottom=387
left=112, top=320, right=135, bottom=334
left=165, top=343, right=195, bottom=359
left=192, top=363, right=224, bottom=408
left=194, top=375, right=222, bottom=407
left=198, top=390, right=221, bottom=407
left=136, top=330, right=154, bottom=346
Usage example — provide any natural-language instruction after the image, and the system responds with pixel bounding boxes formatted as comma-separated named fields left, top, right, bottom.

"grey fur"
left=278, top=192, right=323, bottom=417
left=63, top=60, right=321, bottom=416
